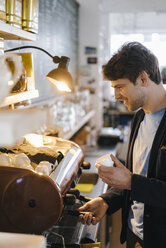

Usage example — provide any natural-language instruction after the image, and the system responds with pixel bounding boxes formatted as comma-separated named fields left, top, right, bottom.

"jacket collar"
left=127, top=109, right=145, bottom=171
left=147, top=109, right=166, bottom=177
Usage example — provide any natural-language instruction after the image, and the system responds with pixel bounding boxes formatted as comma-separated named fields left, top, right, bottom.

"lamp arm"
left=4, top=46, right=61, bottom=63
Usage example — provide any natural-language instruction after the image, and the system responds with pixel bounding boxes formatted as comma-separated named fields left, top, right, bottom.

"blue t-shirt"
left=128, top=107, right=166, bottom=240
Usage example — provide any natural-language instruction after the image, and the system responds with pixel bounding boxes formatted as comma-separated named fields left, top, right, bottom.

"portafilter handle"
left=64, top=194, right=76, bottom=205
left=67, top=188, right=80, bottom=199
left=79, top=195, right=93, bottom=202
left=66, top=189, right=93, bottom=203
left=65, top=209, right=95, bottom=217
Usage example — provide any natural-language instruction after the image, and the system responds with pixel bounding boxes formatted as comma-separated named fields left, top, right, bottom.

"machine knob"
left=67, top=189, right=80, bottom=199
left=64, top=194, right=76, bottom=205
left=81, top=161, right=91, bottom=170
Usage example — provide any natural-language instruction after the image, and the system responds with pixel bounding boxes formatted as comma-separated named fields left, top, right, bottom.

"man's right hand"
left=77, top=197, right=108, bottom=225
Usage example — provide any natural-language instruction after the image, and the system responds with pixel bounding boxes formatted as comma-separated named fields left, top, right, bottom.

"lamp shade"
left=46, top=67, right=73, bottom=92
left=46, top=55, right=73, bottom=93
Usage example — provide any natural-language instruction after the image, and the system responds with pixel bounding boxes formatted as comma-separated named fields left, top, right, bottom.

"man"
left=78, top=42, right=166, bottom=248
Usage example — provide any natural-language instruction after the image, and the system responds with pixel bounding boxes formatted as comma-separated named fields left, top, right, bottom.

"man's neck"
left=143, top=84, right=166, bottom=113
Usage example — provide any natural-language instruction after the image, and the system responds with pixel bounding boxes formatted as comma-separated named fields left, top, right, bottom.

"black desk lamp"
left=4, top=46, right=73, bottom=93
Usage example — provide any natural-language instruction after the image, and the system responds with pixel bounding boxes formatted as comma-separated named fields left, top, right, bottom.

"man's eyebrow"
left=111, top=84, right=124, bottom=88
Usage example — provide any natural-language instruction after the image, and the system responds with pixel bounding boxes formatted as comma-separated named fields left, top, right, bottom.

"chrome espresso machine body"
left=0, top=134, right=91, bottom=247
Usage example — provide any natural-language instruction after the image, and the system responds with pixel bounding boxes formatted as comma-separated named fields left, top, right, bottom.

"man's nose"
left=114, top=88, right=121, bottom=100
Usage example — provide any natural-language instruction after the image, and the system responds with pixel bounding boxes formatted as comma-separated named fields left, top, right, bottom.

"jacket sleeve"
left=100, top=187, right=125, bottom=214
left=131, top=174, right=166, bottom=208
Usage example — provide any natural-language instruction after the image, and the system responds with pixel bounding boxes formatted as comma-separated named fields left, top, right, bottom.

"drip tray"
left=78, top=173, right=98, bottom=185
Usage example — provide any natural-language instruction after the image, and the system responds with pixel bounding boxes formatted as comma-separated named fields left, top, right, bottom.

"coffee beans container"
left=22, top=0, right=39, bottom=33
left=1, top=0, right=39, bottom=33
left=6, top=0, right=22, bottom=28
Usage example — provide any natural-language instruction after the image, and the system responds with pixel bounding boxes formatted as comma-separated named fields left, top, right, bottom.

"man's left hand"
left=95, top=154, right=132, bottom=190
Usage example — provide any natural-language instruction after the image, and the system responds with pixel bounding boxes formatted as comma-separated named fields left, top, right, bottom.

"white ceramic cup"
left=0, top=153, right=14, bottom=167
left=15, top=153, right=31, bottom=169
left=38, top=161, right=55, bottom=174
left=35, top=163, right=50, bottom=176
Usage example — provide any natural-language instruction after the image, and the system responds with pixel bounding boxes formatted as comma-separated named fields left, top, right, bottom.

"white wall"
left=78, top=0, right=110, bottom=131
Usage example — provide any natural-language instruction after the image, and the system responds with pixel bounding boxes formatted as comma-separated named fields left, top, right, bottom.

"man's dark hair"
left=103, top=41, right=161, bottom=84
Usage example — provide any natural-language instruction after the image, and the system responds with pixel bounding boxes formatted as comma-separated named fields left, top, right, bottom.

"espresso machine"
left=0, top=134, right=93, bottom=247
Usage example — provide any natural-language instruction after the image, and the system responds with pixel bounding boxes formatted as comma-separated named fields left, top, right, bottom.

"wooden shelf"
left=63, top=110, right=95, bottom=139
left=0, top=90, right=39, bottom=107
left=0, top=20, right=36, bottom=41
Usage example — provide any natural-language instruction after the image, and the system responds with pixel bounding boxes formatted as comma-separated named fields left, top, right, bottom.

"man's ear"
left=139, top=71, right=149, bottom=86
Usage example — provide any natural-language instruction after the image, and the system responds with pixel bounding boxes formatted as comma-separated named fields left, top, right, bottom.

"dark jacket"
left=101, top=108, right=166, bottom=248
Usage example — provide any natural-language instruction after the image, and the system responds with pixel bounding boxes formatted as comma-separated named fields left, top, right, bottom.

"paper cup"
left=95, top=154, right=114, bottom=167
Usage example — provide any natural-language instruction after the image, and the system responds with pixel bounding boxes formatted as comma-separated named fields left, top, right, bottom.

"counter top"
left=0, top=232, right=46, bottom=248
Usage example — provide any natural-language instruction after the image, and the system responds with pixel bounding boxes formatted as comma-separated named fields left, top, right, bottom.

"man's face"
left=111, top=78, right=146, bottom=111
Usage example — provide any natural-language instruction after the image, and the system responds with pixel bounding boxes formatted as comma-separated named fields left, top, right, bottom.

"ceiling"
left=101, top=0, right=166, bottom=13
